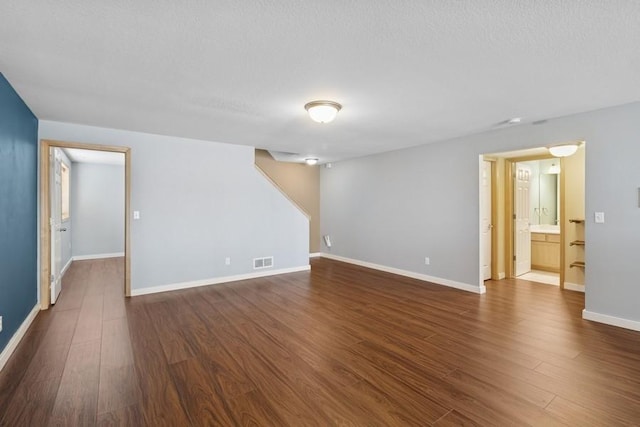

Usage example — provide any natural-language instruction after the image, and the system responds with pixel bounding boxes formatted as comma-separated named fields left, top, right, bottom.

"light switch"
left=594, top=212, right=605, bottom=223
left=133, top=211, right=140, bottom=220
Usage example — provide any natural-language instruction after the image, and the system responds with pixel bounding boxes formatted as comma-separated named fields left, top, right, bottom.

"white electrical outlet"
left=425, top=257, right=430, bottom=265
left=133, top=210, right=140, bottom=220
left=594, top=212, right=605, bottom=223
left=225, top=257, right=231, bottom=265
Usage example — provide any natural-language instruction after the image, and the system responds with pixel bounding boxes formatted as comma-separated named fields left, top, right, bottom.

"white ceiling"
left=2, top=1, right=640, bottom=163
left=63, top=148, right=124, bottom=166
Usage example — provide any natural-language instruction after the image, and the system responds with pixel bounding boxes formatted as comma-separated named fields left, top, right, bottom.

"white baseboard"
left=131, top=265, right=311, bottom=296
left=0, top=304, right=40, bottom=372
left=320, top=253, right=485, bottom=294
left=564, top=282, right=585, bottom=293
left=73, top=252, right=125, bottom=261
left=309, top=252, right=321, bottom=258
left=61, top=257, right=73, bottom=277
left=583, top=309, right=640, bottom=332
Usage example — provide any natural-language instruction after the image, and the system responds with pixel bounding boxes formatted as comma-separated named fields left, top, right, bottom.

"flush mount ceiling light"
left=305, top=158, right=318, bottom=165
left=304, top=100, right=342, bottom=123
left=548, top=143, right=580, bottom=157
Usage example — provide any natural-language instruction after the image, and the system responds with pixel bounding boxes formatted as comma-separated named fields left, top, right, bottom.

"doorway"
left=506, top=154, right=563, bottom=288
left=479, top=143, right=585, bottom=291
left=40, top=140, right=131, bottom=309
left=513, top=158, right=561, bottom=286
left=480, top=160, right=493, bottom=280
left=49, top=148, right=66, bottom=303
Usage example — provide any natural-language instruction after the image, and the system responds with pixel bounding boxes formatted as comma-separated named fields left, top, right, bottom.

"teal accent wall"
left=0, top=74, right=38, bottom=353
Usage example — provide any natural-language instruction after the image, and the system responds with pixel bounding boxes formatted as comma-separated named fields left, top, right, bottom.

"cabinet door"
left=531, top=239, right=560, bottom=272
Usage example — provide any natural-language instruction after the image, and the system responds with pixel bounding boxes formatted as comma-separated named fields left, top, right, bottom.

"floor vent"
left=253, top=256, right=274, bottom=269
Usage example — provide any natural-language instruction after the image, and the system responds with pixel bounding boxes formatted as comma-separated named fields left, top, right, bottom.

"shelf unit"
left=569, top=219, right=585, bottom=269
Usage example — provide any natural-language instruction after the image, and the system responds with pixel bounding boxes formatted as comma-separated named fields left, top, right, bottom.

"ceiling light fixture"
left=548, top=143, right=579, bottom=157
left=305, top=158, right=318, bottom=165
left=304, top=100, right=342, bottom=123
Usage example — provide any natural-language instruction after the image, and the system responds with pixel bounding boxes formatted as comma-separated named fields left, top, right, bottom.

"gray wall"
left=39, top=121, right=309, bottom=291
left=321, top=101, right=640, bottom=324
left=71, top=162, right=125, bottom=257
left=59, top=149, right=73, bottom=268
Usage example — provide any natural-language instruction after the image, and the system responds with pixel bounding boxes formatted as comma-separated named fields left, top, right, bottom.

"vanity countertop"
left=530, top=225, right=560, bottom=235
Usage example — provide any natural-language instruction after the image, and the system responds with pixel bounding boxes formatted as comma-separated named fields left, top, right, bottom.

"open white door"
left=50, top=148, right=63, bottom=303
left=481, top=160, right=492, bottom=280
left=515, top=163, right=532, bottom=276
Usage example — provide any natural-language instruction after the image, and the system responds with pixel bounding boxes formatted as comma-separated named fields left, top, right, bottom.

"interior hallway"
left=1, top=258, right=640, bottom=425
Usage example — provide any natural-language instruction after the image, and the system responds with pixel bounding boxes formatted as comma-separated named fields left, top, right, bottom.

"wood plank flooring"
left=2, top=257, right=640, bottom=426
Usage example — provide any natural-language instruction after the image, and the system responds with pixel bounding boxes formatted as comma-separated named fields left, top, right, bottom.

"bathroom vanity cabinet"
left=531, top=232, right=560, bottom=272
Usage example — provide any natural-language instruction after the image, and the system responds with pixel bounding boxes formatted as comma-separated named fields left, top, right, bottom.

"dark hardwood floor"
left=1, top=257, right=640, bottom=426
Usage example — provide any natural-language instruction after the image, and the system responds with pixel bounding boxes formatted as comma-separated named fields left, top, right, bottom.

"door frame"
left=40, top=139, right=132, bottom=309
left=480, top=157, right=499, bottom=280
left=504, top=153, right=565, bottom=289
left=50, top=147, right=63, bottom=303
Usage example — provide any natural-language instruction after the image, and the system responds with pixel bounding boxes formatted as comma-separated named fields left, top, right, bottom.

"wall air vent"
left=253, top=256, right=274, bottom=270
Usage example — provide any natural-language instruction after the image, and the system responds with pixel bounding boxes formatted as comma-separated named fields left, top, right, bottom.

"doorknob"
left=59, top=227, right=67, bottom=232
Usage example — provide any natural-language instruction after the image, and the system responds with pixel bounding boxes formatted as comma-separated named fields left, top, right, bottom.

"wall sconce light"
left=304, top=100, right=342, bottom=123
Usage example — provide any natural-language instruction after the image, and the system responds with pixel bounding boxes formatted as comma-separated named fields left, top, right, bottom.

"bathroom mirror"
left=520, top=159, right=560, bottom=226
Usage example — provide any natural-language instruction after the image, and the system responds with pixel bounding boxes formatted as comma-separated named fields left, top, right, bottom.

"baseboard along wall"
left=319, top=253, right=485, bottom=294
left=0, top=305, right=40, bottom=372
left=73, top=252, right=125, bottom=261
left=131, top=265, right=311, bottom=296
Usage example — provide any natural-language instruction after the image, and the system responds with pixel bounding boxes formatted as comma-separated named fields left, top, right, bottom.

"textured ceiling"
left=2, top=1, right=640, bottom=163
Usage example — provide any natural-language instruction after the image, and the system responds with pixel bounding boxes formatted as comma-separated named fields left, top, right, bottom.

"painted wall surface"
left=39, top=121, right=309, bottom=291
left=59, top=149, right=73, bottom=269
left=71, top=163, right=125, bottom=257
left=0, top=74, right=38, bottom=353
left=255, top=149, right=320, bottom=252
left=321, top=101, right=640, bottom=324
left=564, top=146, right=585, bottom=287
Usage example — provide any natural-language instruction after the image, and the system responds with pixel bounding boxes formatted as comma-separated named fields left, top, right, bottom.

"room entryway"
left=479, top=143, right=585, bottom=292
left=40, top=140, right=132, bottom=309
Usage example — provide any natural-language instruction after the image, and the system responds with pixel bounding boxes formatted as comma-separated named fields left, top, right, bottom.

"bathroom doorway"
left=506, top=152, right=563, bottom=288
left=514, top=158, right=561, bottom=286
left=480, top=143, right=585, bottom=291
